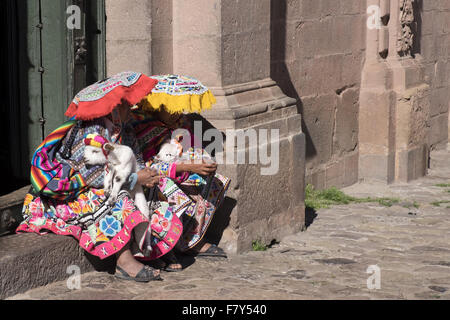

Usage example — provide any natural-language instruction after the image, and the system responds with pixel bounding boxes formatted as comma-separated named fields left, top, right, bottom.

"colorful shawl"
left=30, top=120, right=88, bottom=201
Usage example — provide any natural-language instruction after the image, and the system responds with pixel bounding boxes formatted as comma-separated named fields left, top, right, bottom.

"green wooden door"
left=2, top=0, right=105, bottom=194
left=40, top=0, right=106, bottom=137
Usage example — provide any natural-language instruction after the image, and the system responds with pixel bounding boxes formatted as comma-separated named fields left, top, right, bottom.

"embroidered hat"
left=138, top=74, right=216, bottom=115
left=84, top=133, right=108, bottom=149
left=65, top=71, right=158, bottom=120
left=84, top=133, right=111, bottom=159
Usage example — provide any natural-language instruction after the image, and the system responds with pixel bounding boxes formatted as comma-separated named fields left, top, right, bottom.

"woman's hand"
left=177, top=160, right=218, bottom=176
left=137, top=168, right=162, bottom=188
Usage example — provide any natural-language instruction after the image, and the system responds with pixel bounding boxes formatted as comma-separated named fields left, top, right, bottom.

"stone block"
left=342, top=53, right=364, bottom=85
left=359, top=90, right=396, bottom=153
left=231, top=30, right=271, bottom=84
left=320, top=0, right=336, bottom=18
left=429, top=113, right=449, bottom=147
left=301, top=93, right=337, bottom=169
left=448, top=114, right=450, bottom=143
left=395, top=145, right=428, bottom=182
left=422, top=0, right=438, bottom=12
left=434, top=61, right=450, bottom=88
left=173, top=36, right=222, bottom=86
left=344, top=152, right=359, bottom=186
left=151, top=38, right=173, bottom=75
left=285, top=0, right=303, bottom=22
left=334, top=87, right=359, bottom=155
left=151, top=0, right=173, bottom=35
left=0, top=233, right=110, bottom=299
left=359, top=153, right=395, bottom=183
left=0, top=186, right=29, bottom=236
left=106, top=41, right=152, bottom=76
left=325, top=160, right=345, bottom=188
left=105, top=19, right=151, bottom=41
left=421, top=11, right=434, bottom=36
left=300, top=0, right=322, bottom=20
left=332, top=16, right=357, bottom=54
left=306, top=169, right=326, bottom=190
left=105, top=0, right=151, bottom=20
left=431, top=87, right=450, bottom=117
left=291, top=132, right=307, bottom=204
left=173, top=0, right=220, bottom=37
left=284, top=21, right=304, bottom=62
left=340, top=0, right=364, bottom=15
left=420, top=35, right=436, bottom=62
left=301, top=55, right=344, bottom=96
left=219, top=126, right=305, bottom=253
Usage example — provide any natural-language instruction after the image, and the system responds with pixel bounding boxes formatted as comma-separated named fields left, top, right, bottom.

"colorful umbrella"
left=138, top=74, right=216, bottom=114
left=65, top=71, right=158, bottom=120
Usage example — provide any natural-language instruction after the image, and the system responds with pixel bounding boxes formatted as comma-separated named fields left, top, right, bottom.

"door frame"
left=5, top=0, right=106, bottom=184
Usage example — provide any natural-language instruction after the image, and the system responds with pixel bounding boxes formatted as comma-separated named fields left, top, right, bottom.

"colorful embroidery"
left=111, top=197, right=135, bottom=220
left=99, top=216, right=121, bottom=237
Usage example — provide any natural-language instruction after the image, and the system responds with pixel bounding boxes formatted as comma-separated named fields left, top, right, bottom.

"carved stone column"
left=359, top=0, right=397, bottom=183
left=359, top=0, right=430, bottom=183
left=172, top=0, right=306, bottom=253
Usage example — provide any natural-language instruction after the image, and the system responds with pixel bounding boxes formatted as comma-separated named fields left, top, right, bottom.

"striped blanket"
left=30, top=120, right=88, bottom=201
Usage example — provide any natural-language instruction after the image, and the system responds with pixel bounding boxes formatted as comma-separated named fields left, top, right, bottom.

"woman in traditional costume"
left=131, top=75, right=231, bottom=271
left=17, top=72, right=184, bottom=282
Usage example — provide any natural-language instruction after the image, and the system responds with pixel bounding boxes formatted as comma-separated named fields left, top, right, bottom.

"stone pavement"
left=7, top=145, right=450, bottom=300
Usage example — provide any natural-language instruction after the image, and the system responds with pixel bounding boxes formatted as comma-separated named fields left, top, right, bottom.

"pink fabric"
left=169, top=162, right=189, bottom=183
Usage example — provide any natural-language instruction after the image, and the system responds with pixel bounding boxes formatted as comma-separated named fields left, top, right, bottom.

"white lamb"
left=154, top=137, right=213, bottom=163
left=154, top=137, right=184, bottom=162
left=83, top=143, right=150, bottom=219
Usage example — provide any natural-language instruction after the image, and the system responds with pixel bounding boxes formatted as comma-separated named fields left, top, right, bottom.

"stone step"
left=0, top=233, right=114, bottom=299
left=0, top=186, right=29, bottom=236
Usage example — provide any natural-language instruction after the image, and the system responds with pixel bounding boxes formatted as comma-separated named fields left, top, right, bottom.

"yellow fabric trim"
left=89, top=141, right=103, bottom=148
left=138, top=90, right=216, bottom=114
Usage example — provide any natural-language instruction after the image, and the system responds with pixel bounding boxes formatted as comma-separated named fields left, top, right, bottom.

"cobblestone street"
left=8, top=145, right=450, bottom=300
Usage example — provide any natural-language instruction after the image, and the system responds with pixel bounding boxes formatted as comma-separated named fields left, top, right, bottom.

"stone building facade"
left=105, top=0, right=450, bottom=252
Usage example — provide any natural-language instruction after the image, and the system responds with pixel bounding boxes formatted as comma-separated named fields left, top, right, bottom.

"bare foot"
left=162, top=251, right=183, bottom=271
left=191, top=241, right=212, bottom=253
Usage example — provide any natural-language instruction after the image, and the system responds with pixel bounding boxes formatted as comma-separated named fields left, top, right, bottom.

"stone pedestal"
left=173, top=0, right=305, bottom=253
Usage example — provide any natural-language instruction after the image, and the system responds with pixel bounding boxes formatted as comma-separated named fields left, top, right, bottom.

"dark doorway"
left=1, top=0, right=106, bottom=196
left=1, top=0, right=29, bottom=195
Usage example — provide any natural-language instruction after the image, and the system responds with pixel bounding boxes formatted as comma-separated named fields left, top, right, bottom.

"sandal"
left=193, top=244, right=228, bottom=259
left=115, top=265, right=163, bottom=282
left=161, top=251, right=183, bottom=272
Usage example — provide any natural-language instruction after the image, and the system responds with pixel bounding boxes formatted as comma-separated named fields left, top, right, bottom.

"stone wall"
left=150, top=0, right=173, bottom=75
left=105, top=0, right=306, bottom=253
left=103, top=0, right=450, bottom=251
left=271, top=0, right=366, bottom=190
left=420, top=1, right=450, bottom=148
left=105, top=0, right=152, bottom=76
left=271, top=0, right=450, bottom=187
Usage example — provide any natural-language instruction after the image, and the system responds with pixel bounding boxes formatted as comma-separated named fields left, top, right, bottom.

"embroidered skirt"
left=16, top=187, right=183, bottom=260
left=159, top=173, right=231, bottom=251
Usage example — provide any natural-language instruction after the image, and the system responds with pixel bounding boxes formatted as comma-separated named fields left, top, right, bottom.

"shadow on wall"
left=186, top=114, right=236, bottom=245
left=412, top=0, right=422, bottom=57
left=270, top=0, right=317, bottom=161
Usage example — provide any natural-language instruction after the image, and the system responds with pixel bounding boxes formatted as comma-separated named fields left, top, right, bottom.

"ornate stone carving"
left=397, top=0, right=415, bottom=56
